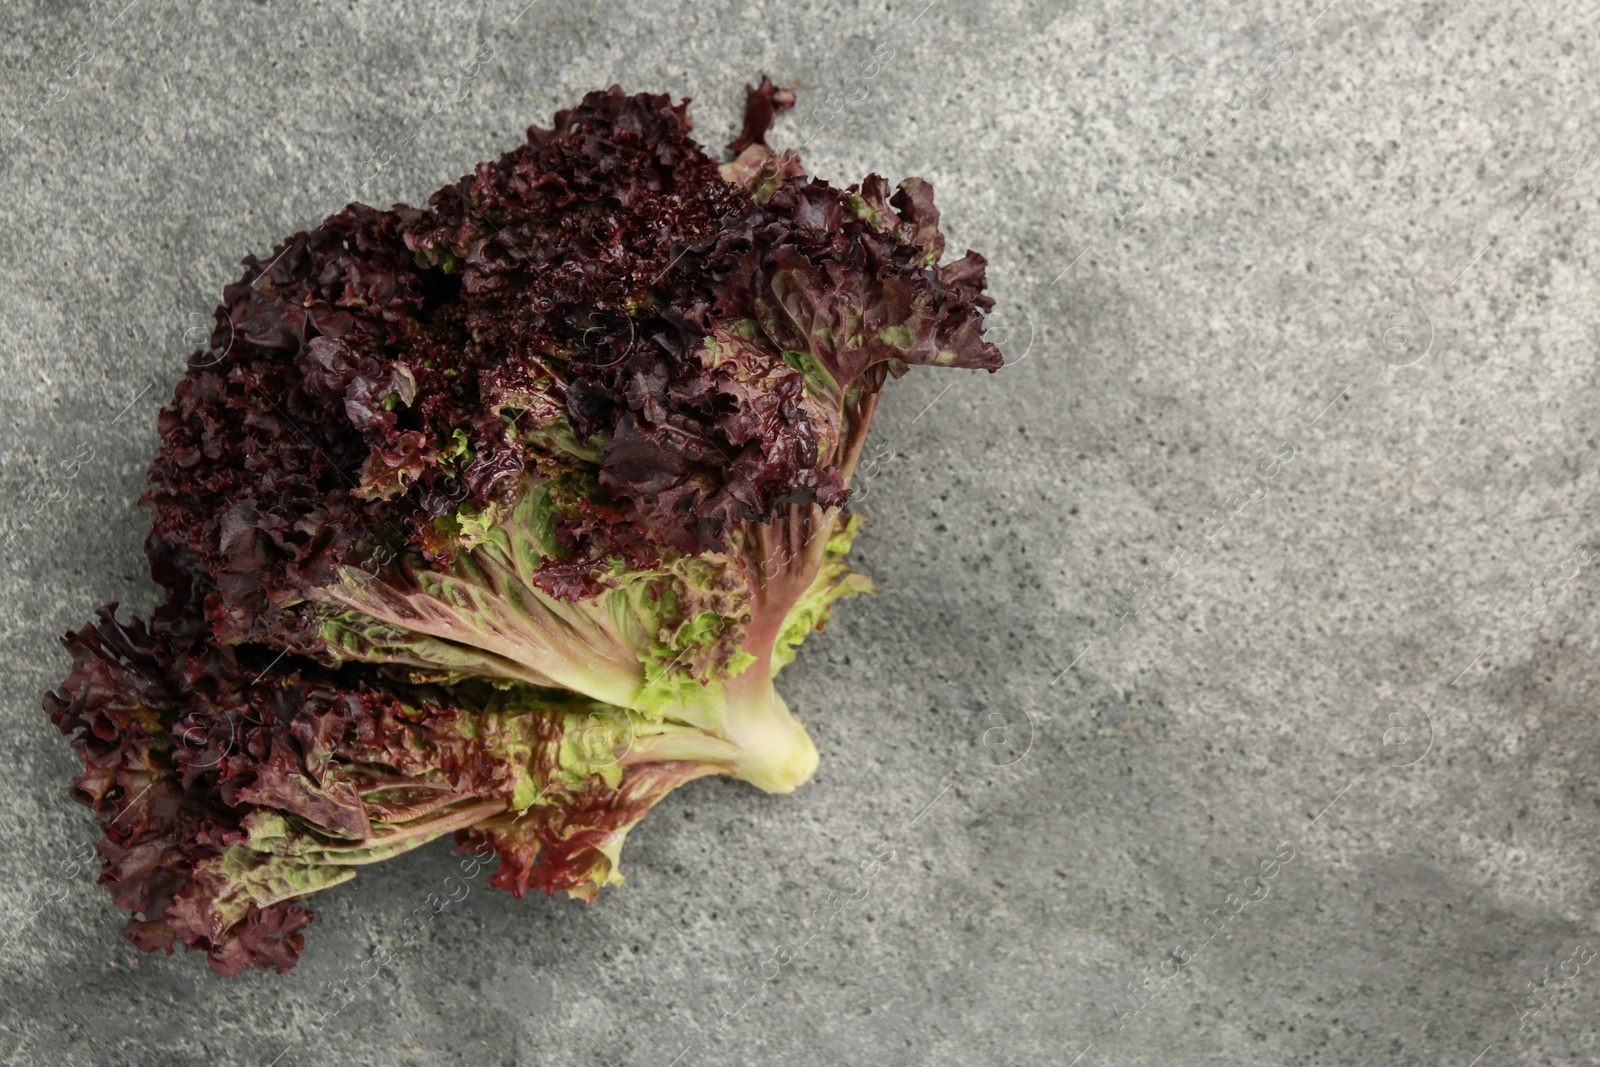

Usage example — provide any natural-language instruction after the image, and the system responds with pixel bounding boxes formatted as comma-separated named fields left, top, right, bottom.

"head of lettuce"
left=45, top=80, right=1001, bottom=975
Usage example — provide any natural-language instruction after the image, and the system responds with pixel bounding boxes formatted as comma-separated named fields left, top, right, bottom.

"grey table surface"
left=4, top=0, right=1600, bottom=1064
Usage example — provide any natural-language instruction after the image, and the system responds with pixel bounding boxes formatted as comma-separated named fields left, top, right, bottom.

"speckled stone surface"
left=4, top=1, right=1600, bottom=1064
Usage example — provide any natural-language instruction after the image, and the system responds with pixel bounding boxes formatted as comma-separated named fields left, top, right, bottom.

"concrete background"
left=4, top=0, right=1600, bottom=1064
